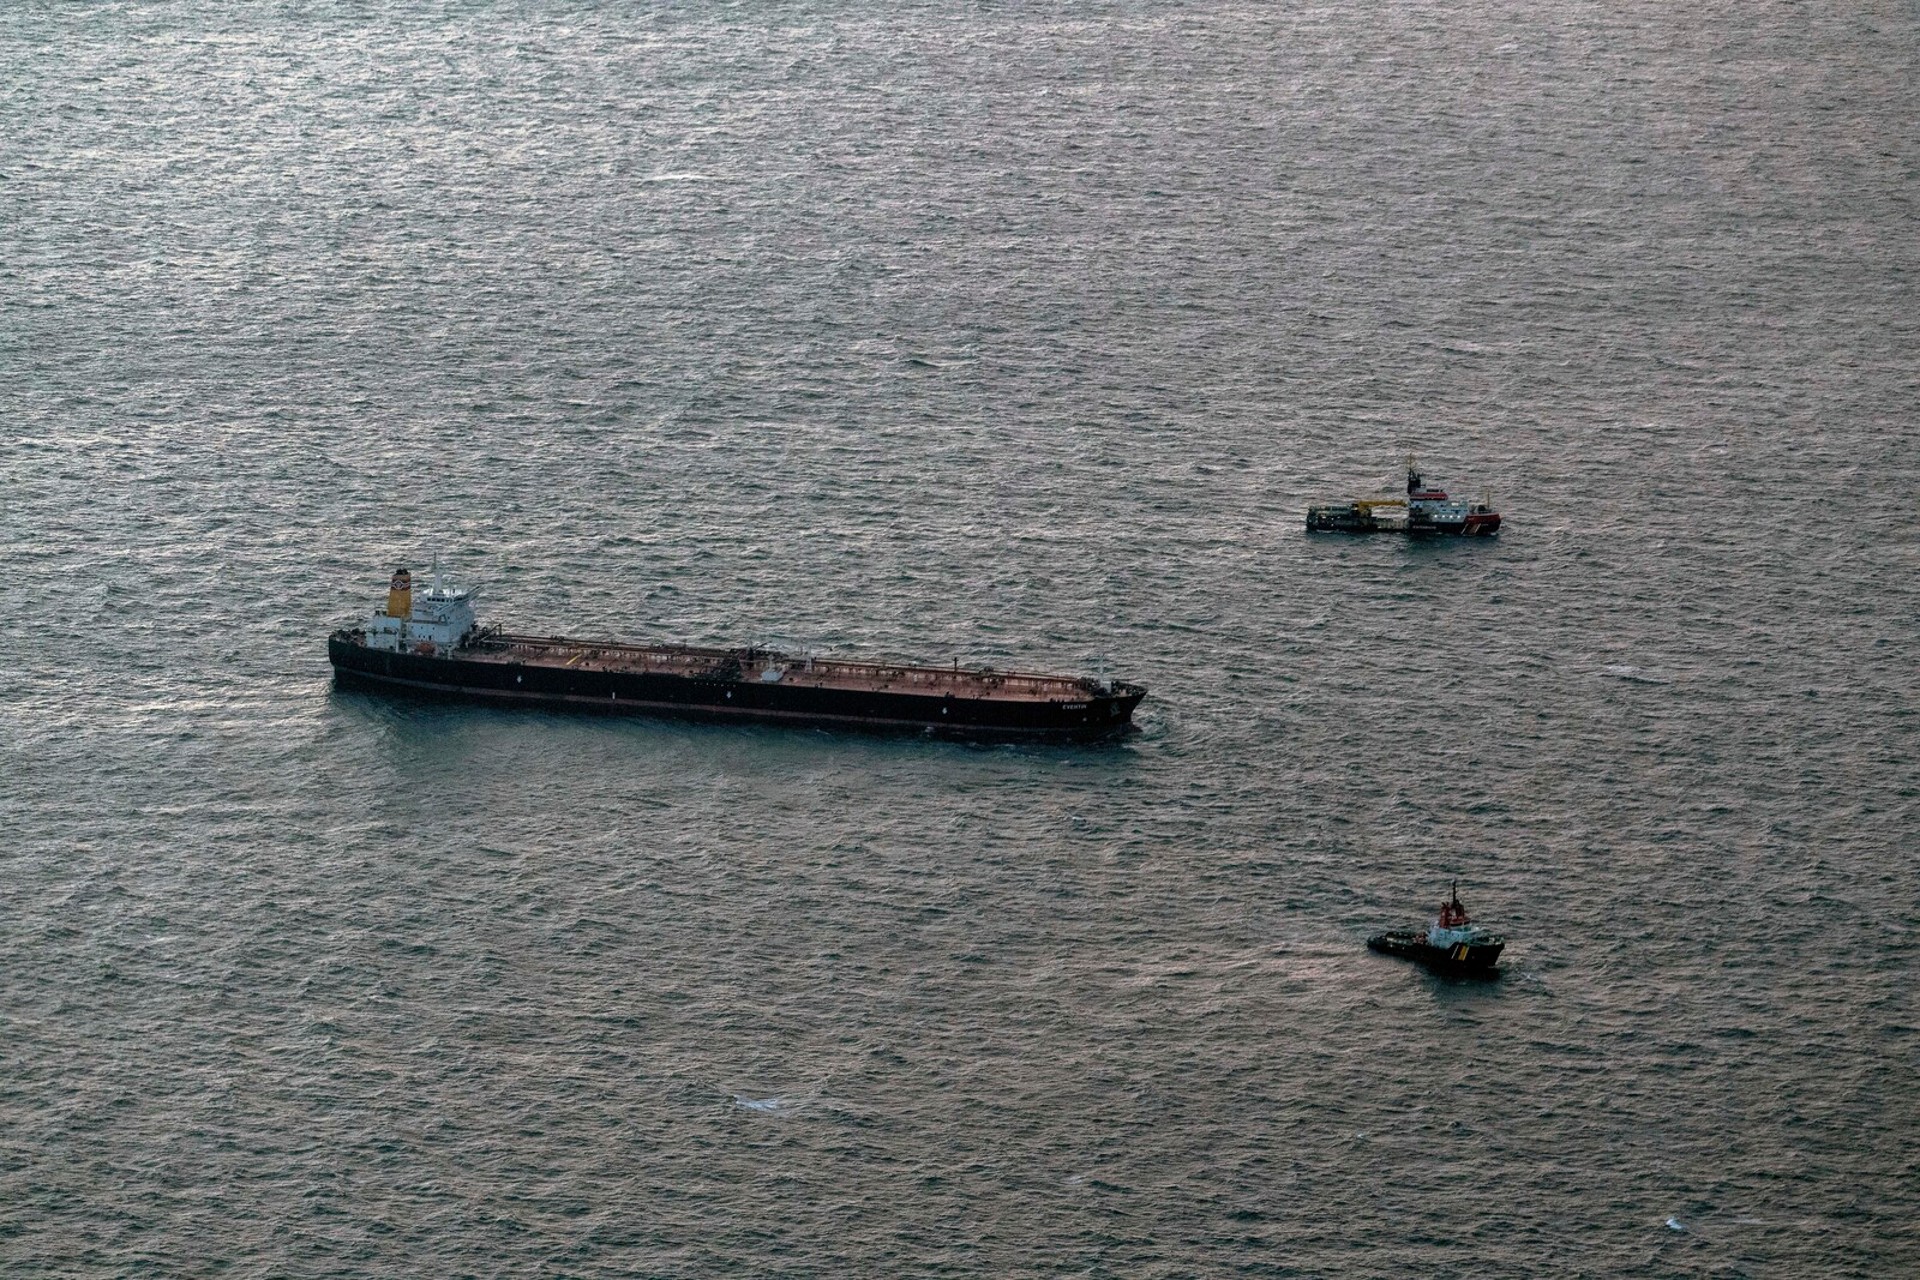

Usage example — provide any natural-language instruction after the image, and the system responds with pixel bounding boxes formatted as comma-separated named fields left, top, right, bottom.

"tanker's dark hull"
left=328, top=638, right=1144, bottom=741
left=1366, top=931, right=1505, bottom=975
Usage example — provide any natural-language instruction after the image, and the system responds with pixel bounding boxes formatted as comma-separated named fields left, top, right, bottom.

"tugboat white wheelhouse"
left=328, top=567, right=1147, bottom=741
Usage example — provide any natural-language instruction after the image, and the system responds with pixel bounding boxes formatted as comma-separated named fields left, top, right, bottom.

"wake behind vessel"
left=1307, top=458, right=1501, bottom=536
left=328, top=568, right=1146, bottom=740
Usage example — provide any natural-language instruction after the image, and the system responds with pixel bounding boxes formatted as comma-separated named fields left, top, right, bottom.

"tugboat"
left=328, top=565, right=1146, bottom=741
left=1307, top=458, right=1501, bottom=535
left=1367, top=883, right=1506, bottom=975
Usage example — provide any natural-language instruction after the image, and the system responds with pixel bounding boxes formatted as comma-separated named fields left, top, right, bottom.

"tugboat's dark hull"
left=328, top=637, right=1143, bottom=741
left=1366, top=931, right=1505, bottom=975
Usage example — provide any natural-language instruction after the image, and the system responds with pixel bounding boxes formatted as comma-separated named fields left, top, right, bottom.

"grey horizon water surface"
left=4, top=1, right=1918, bottom=1275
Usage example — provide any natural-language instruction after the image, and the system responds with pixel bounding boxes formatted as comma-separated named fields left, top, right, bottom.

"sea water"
left=3, top=2, right=1916, bottom=1273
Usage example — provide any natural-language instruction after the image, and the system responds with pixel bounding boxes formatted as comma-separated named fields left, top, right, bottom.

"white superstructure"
left=362, top=565, right=478, bottom=654
left=1406, top=460, right=1472, bottom=525
left=1424, top=884, right=1489, bottom=948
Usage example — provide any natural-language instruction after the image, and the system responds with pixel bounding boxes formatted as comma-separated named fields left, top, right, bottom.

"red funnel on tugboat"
left=1367, top=882, right=1506, bottom=975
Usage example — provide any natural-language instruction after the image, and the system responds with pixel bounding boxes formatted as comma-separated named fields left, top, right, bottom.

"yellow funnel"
left=387, top=567, right=412, bottom=619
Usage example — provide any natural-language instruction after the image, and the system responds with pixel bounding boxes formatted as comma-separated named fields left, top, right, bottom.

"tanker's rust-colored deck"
left=463, top=633, right=1106, bottom=702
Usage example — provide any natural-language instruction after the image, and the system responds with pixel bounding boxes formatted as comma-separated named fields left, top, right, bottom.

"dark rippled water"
left=5, top=2, right=1918, bottom=1274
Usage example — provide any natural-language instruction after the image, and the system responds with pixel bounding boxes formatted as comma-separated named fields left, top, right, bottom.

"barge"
left=1308, top=459, right=1501, bottom=535
left=328, top=568, right=1146, bottom=741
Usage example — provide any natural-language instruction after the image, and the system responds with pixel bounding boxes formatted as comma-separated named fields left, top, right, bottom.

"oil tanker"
left=328, top=568, right=1146, bottom=740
